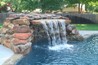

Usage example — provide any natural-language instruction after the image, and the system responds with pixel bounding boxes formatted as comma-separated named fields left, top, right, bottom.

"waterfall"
left=40, top=19, right=67, bottom=46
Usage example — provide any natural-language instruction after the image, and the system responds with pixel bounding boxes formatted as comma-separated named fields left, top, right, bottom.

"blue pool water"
left=16, top=35, right=98, bottom=65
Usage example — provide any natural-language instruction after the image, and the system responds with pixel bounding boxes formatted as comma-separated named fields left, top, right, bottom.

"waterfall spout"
left=40, top=19, right=67, bottom=46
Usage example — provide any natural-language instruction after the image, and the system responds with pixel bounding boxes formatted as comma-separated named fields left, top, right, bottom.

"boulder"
left=1, top=38, right=11, bottom=48
left=66, top=24, right=84, bottom=41
left=13, top=42, right=32, bottom=54
left=6, top=29, right=14, bottom=34
left=7, top=23, right=14, bottom=29
left=12, top=25, right=31, bottom=33
left=3, top=21, right=11, bottom=27
left=12, top=19, right=30, bottom=25
left=13, top=33, right=32, bottom=40
left=66, top=24, right=80, bottom=35
left=12, top=38, right=28, bottom=45
left=0, top=27, right=9, bottom=34
left=67, top=34, right=84, bottom=41
left=31, top=20, right=41, bottom=25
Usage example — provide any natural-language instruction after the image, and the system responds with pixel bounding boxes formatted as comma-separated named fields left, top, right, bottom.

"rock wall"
left=0, top=13, right=84, bottom=54
left=0, top=16, right=32, bottom=55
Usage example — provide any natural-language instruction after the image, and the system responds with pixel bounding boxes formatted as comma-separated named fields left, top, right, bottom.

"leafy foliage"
left=65, top=0, right=98, bottom=13
left=40, top=0, right=65, bottom=12
left=87, top=1, right=98, bottom=12
left=0, top=0, right=98, bottom=13
left=0, top=0, right=65, bottom=12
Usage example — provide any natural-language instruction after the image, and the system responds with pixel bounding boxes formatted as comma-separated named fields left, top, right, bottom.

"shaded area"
left=0, top=13, right=9, bottom=24
left=59, top=13, right=97, bottom=24
left=66, top=15, right=95, bottom=24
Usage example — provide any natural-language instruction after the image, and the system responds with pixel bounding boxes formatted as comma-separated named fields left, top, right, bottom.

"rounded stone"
left=0, top=27, right=9, bottom=34
left=1, top=38, right=11, bottom=48
left=12, top=38, right=28, bottom=45
left=3, top=21, right=11, bottom=27
left=31, top=20, right=41, bottom=25
left=13, top=42, right=32, bottom=54
left=12, top=25, right=31, bottom=33
left=13, top=33, right=32, bottom=40
left=12, top=19, right=30, bottom=25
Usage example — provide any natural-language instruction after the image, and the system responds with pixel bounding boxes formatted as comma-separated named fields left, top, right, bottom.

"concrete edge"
left=79, top=30, right=98, bottom=39
left=2, top=54, right=23, bottom=65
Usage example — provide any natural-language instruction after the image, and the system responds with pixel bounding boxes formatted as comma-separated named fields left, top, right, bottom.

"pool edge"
left=2, top=54, right=23, bottom=65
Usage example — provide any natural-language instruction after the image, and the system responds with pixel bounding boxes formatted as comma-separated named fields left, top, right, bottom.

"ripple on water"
left=16, top=35, right=98, bottom=65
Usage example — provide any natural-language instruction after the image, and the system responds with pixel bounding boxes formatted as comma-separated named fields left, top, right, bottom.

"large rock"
left=0, top=27, right=9, bottom=34
left=12, top=25, right=31, bottom=33
left=13, top=42, right=32, bottom=54
left=66, top=24, right=84, bottom=41
left=67, top=34, right=84, bottom=41
left=13, top=33, right=32, bottom=40
left=7, top=23, right=14, bottom=29
left=1, top=38, right=11, bottom=48
left=12, top=19, right=30, bottom=25
left=12, top=38, right=28, bottom=45
left=31, top=20, right=41, bottom=25
left=3, top=20, right=11, bottom=27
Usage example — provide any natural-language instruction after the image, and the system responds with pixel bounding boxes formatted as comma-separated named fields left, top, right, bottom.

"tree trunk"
left=80, top=4, right=83, bottom=13
left=78, top=3, right=81, bottom=13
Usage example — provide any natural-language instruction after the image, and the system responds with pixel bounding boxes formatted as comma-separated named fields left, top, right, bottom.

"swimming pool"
left=16, top=34, right=98, bottom=65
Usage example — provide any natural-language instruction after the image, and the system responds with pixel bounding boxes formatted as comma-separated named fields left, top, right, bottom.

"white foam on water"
left=48, top=44, right=74, bottom=51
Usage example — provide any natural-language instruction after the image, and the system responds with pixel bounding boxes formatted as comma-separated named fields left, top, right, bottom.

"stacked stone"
left=0, top=13, right=84, bottom=55
left=0, top=16, right=33, bottom=55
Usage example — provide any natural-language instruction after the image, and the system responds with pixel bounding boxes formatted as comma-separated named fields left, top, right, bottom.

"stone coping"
left=2, top=54, right=23, bottom=65
left=0, top=45, right=14, bottom=65
left=0, top=44, right=23, bottom=65
left=79, top=30, right=98, bottom=38
left=31, top=19, right=71, bottom=24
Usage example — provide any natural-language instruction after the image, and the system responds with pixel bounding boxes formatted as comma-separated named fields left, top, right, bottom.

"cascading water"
left=40, top=19, right=73, bottom=50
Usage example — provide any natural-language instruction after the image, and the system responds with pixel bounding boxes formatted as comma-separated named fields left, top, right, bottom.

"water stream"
left=40, top=19, right=69, bottom=50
